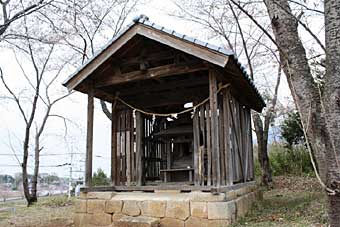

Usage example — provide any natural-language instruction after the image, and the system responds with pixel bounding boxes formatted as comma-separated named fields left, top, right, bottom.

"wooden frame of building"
left=63, top=15, right=265, bottom=193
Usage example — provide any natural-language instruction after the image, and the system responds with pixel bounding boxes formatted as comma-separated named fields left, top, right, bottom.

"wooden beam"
left=136, top=112, right=144, bottom=186
left=95, top=63, right=208, bottom=88
left=209, top=69, right=220, bottom=187
left=111, top=102, right=117, bottom=185
left=81, top=181, right=256, bottom=193
left=85, top=88, right=94, bottom=187
left=117, top=50, right=176, bottom=66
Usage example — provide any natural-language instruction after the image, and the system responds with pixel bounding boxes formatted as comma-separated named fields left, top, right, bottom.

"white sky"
left=0, top=0, right=323, bottom=179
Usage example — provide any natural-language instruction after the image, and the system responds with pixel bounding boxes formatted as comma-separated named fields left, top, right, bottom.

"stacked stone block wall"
left=74, top=184, right=261, bottom=227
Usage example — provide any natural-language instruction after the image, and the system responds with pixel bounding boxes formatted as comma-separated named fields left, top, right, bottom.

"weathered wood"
left=199, top=106, right=206, bottom=186
left=193, top=109, right=200, bottom=186
left=209, top=69, right=220, bottom=186
left=130, top=112, right=135, bottom=183
left=229, top=98, right=245, bottom=181
left=121, top=111, right=126, bottom=183
left=81, top=181, right=256, bottom=193
left=136, top=112, right=144, bottom=186
left=223, top=90, right=233, bottom=185
left=206, top=102, right=212, bottom=186
left=219, top=98, right=226, bottom=186
left=85, top=88, right=94, bottom=187
left=95, top=63, right=208, bottom=87
left=116, top=113, right=121, bottom=185
left=126, top=110, right=131, bottom=186
left=111, top=102, right=117, bottom=185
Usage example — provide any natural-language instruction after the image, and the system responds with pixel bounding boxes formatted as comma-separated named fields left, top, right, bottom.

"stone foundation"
left=74, top=184, right=261, bottom=227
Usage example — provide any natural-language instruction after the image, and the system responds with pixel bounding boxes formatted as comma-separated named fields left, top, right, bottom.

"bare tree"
left=0, top=0, right=51, bottom=38
left=0, top=24, right=71, bottom=205
left=172, top=0, right=282, bottom=186
left=227, top=0, right=340, bottom=224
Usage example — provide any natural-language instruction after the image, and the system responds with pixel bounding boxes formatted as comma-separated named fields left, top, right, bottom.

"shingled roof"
left=63, top=15, right=265, bottom=110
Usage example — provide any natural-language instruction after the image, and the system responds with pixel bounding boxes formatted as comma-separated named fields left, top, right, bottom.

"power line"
left=0, top=153, right=83, bottom=156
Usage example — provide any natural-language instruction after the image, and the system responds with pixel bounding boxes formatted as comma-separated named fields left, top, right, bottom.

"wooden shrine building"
left=63, top=15, right=265, bottom=192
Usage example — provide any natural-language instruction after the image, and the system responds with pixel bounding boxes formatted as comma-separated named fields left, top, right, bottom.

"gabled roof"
left=63, top=15, right=265, bottom=110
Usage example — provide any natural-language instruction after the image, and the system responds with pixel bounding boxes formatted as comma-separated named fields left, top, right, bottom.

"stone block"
left=75, top=199, right=87, bottom=213
left=79, top=192, right=87, bottom=199
left=185, top=217, right=209, bottom=227
left=73, top=213, right=89, bottom=227
left=88, top=213, right=112, bottom=226
left=87, top=191, right=114, bottom=200
left=190, top=202, right=207, bottom=218
left=87, top=199, right=106, bottom=213
left=114, top=216, right=160, bottom=227
left=155, top=190, right=181, bottom=193
left=160, top=217, right=184, bottom=227
left=165, top=200, right=189, bottom=220
left=235, top=194, right=250, bottom=218
left=189, top=192, right=226, bottom=202
left=122, top=200, right=141, bottom=216
left=112, top=213, right=128, bottom=222
left=208, top=219, right=231, bottom=227
left=208, top=201, right=236, bottom=220
left=140, top=200, right=166, bottom=217
left=105, top=200, right=123, bottom=214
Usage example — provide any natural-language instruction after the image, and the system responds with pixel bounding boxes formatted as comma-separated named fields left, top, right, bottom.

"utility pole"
left=68, top=151, right=73, bottom=199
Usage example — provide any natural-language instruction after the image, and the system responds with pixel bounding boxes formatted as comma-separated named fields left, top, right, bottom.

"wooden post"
left=206, top=103, right=212, bottom=186
left=111, top=102, right=117, bottom=185
left=126, top=110, right=131, bottom=186
left=193, top=108, right=200, bottom=186
left=223, top=90, right=233, bottom=185
left=85, top=88, right=94, bottom=187
left=209, top=69, right=220, bottom=187
left=136, top=112, right=144, bottom=186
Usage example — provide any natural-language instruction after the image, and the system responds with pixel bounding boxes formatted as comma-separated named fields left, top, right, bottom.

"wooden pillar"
left=85, top=89, right=94, bottom=187
left=111, top=103, right=117, bottom=185
left=136, top=111, right=144, bottom=186
left=209, top=69, right=220, bottom=187
left=193, top=109, right=200, bottom=186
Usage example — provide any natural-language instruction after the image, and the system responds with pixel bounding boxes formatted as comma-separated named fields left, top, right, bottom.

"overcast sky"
left=0, top=0, right=305, bottom=179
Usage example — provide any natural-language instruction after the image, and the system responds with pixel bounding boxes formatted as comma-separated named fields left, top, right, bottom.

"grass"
left=232, top=176, right=328, bottom=226
left=0, top=195, right=74, bottom=227
left=0, top=176, right=328, bottom=226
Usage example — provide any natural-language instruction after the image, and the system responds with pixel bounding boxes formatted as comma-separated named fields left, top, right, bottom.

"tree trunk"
left=324, top=0, right=340, bottom=224
left=30, top=133, right=40, bottom=203
left=22, top=127, right=32, bottom=206
left=253, top=113, right=272, bottom=185
left=264, top=0, right=340, bottom=225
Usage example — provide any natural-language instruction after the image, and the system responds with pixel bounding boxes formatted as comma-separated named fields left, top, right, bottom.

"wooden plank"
left=116, top=113, right=121, bottom=185
left=209, top=69, right=220, bottom=187
left=136, top=112, right=144, bottom=186
left=95, top=63, right=208, bottom=87
left=65, top=26, right=139, bottom=90
left=121, top=111, right=126, bottom=183
left=193, top=109, right=200, bottom=186
left=219, top=98, right=226, bottom=186
left=81, top=181, right=256, bottom=193
left=111, top=102, right=117, bottom=185
left=205, top=102, right=212, bottom=186
left=138, top=25, right=229, bottom=68
left=223, top=90, right=233, bottom=185
left=126, top=110, right=131, bottom=186
left=199, top=106, right=206, bottom=186
left=85, top=88, right=94, bottom=187
left=131, top=112, right=135, bottom=183
left=229, top=98, right=244, bottom=182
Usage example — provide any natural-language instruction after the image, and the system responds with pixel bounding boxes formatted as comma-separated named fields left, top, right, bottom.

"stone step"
left=114, top=216, right=160, bottom=227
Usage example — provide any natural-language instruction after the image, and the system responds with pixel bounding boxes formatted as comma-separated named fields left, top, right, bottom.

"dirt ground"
left=0, top=176, right=327, bottom=227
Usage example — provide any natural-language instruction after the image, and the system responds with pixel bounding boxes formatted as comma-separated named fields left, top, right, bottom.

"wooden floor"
left=81, top=181, right=256, bottom=193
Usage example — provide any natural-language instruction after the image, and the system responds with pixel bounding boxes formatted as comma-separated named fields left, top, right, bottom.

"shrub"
left=269, top=144, right=314, bottom=176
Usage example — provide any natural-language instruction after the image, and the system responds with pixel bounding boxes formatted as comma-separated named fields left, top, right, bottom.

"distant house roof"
left=63, top=15, right=265, bottom=110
